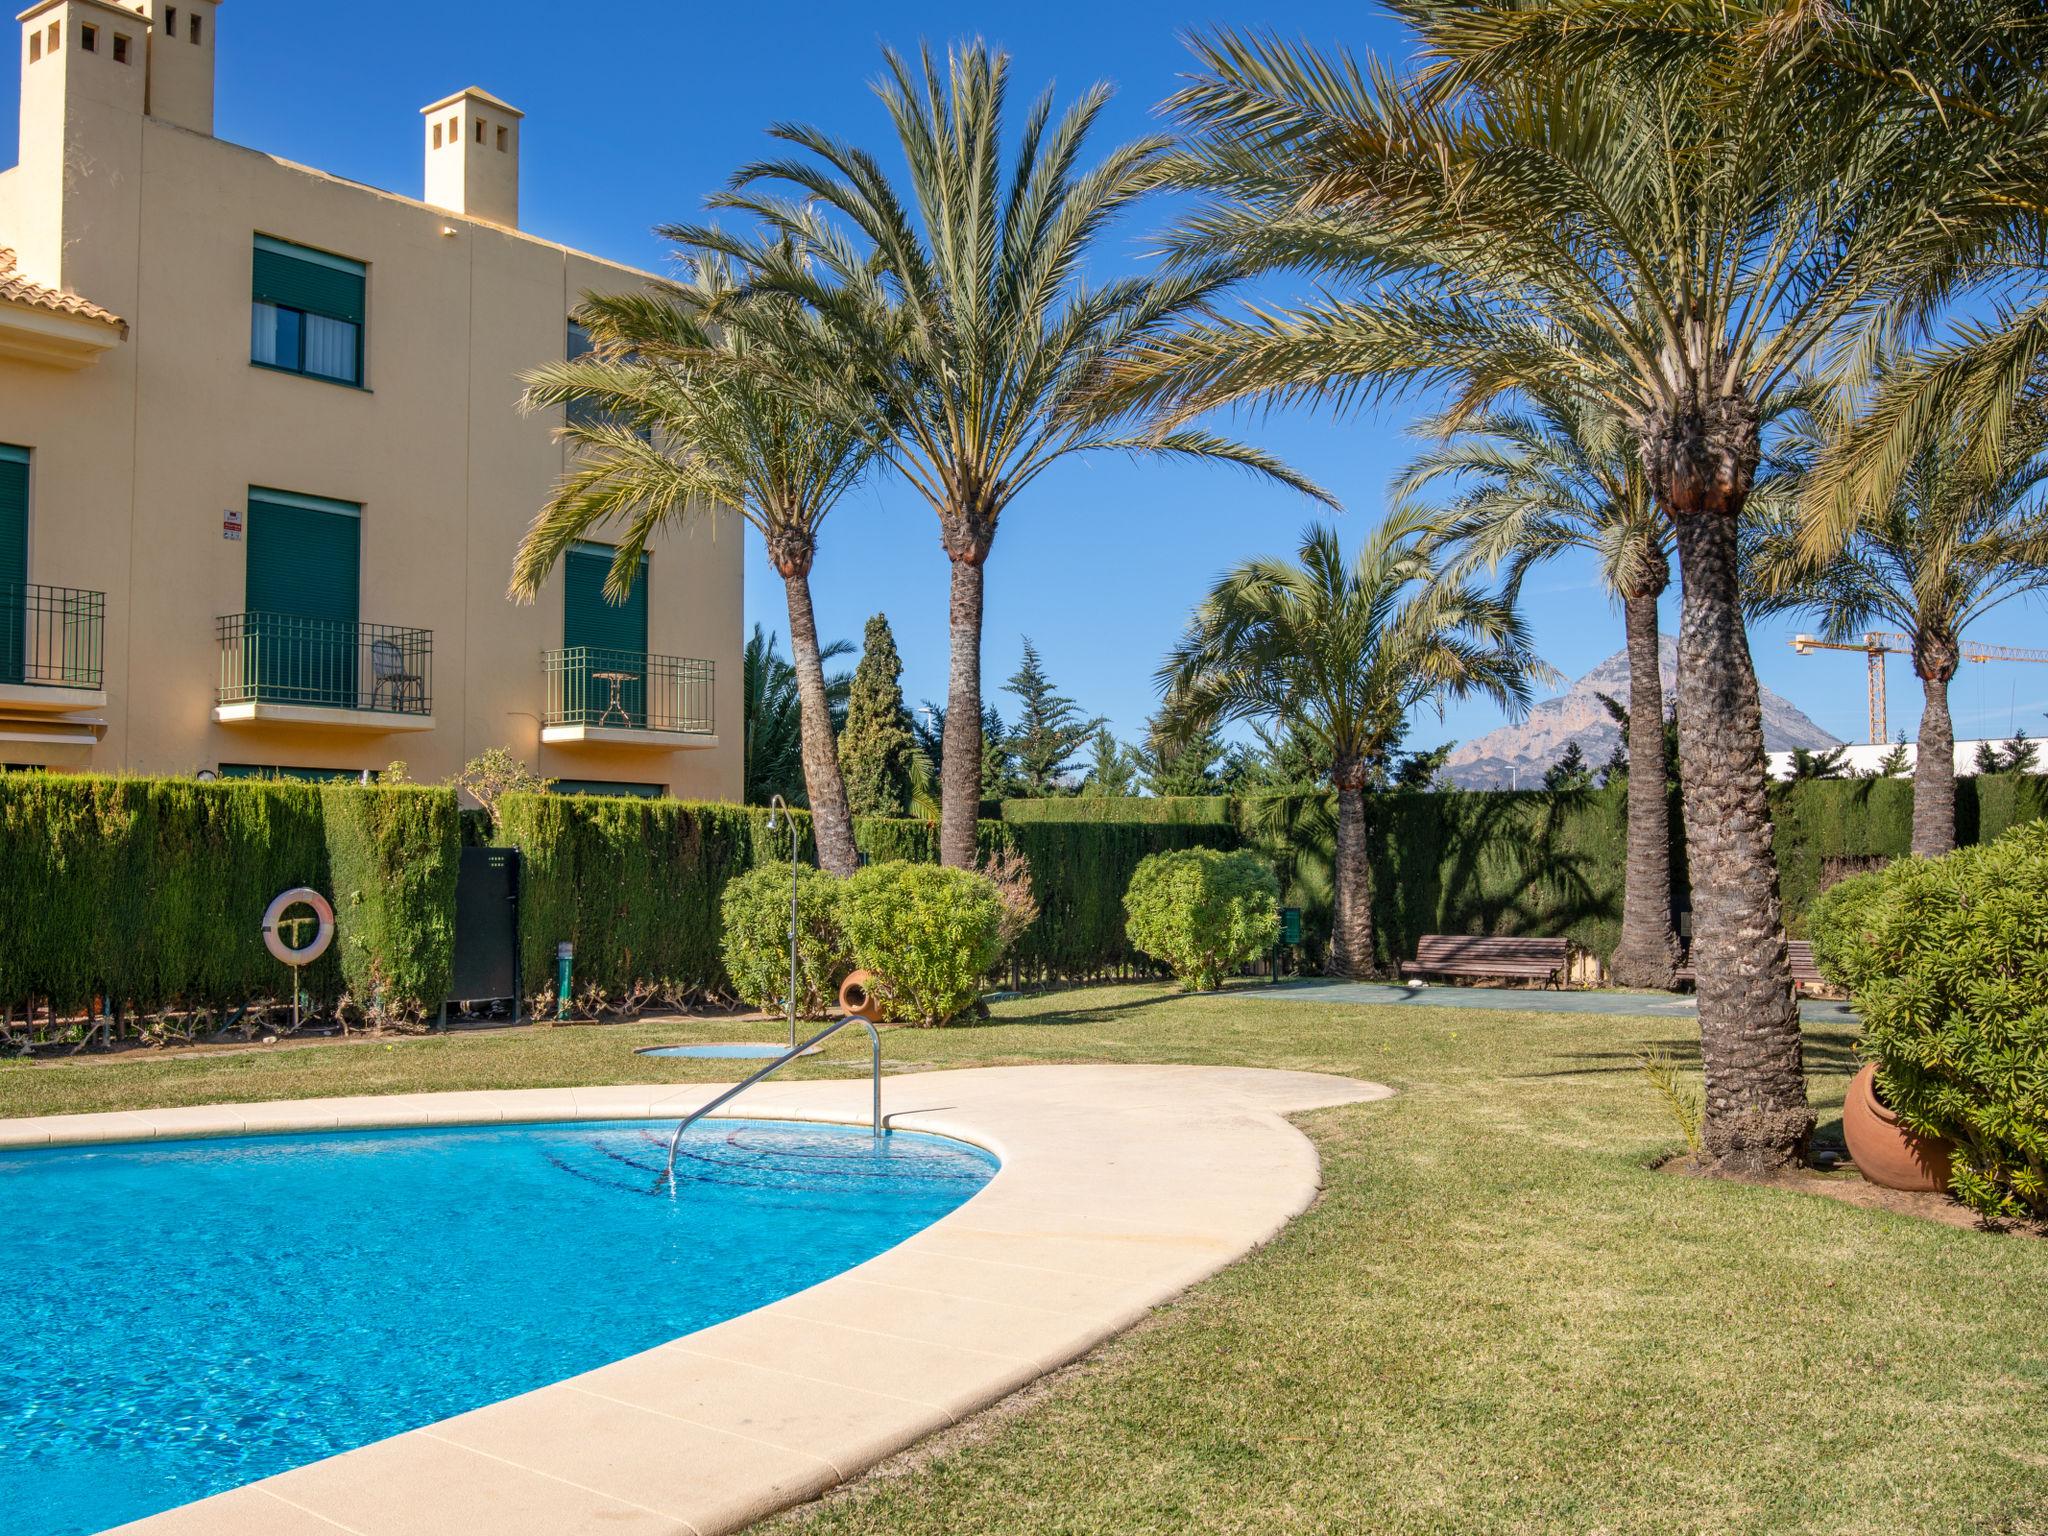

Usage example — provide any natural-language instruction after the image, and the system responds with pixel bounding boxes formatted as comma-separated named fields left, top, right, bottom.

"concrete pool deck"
left=3, top=1063, right=1390, bottom=1536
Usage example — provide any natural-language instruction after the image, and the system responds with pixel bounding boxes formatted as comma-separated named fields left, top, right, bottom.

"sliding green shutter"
left=245, top=489, right=361, bottom=705
left=251, top=235, right=366, bottom=324
left=0, top=446, right=26, bottom=685
left=563, top=544, right=648, bottom=725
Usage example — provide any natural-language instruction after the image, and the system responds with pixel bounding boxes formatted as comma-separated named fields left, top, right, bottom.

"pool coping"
left=8, top=1064, right=1391, bottom=1536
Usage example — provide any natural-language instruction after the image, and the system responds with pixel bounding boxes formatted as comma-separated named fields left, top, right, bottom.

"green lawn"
left=4, top=988, right=2042, bottom=1535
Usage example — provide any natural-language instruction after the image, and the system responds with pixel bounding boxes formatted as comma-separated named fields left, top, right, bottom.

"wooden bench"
left=1399, top=935, right=1570, bottom=988
left=1675, top=939, right=1824, bottom=992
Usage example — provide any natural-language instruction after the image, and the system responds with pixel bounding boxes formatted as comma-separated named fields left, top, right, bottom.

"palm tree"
left=1752, top=398, right=2048, bottom=856
left=1400, top=393, right=1681, bottom=987
left=679, top=41, right=1330, bottom=868
left=1160, top=511, right=1542, bottom=977
left=512, top=251, right=875, bottom=874
left=1115, top=10, right=2025, bottom=1169
left=740, top=624, right=854, bottom=808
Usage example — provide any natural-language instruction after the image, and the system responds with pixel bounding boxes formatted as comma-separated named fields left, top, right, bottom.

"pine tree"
left=1002, top=638, right=1104, bottom=796
left=838, top=614, right=915, bottom=817
left=1079, top=726, right=1140, bottom=797
left=1139, top=709, right=1228, bottom=796
left=1543, top=741, right=1594, bottom=791
left=980, top=705, right=1019, bottom=800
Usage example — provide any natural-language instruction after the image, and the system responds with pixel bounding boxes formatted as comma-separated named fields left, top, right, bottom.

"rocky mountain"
left=1443, top=635, right=1840, bottom=788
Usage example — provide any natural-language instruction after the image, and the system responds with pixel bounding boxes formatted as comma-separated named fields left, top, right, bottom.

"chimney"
left=126, top=0, right=217, bottom=134
left=421, top=86, right=521, bottom=228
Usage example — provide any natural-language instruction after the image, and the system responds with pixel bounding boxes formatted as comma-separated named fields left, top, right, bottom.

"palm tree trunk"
left=1668, top=506, right=1810, bottom=1172
left=1607, top=580, right=1680, bottom=989
left=938, top=546, right=986, bottom=869
left=1327, top=763, right=1375, bottom=978
left=1911, top=638, right=1959, bottom=859
left=777, top=559, right=859, bottom=877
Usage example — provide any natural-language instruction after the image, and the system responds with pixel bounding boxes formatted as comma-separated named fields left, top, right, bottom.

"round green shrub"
left=1124, top=847, right=1282, bottom=992
left=1807, top=821, right=2048, bottom=1219
left=838, top=861, right=1005, bottom=1026
left=718, top=862, right=849, bottom=1018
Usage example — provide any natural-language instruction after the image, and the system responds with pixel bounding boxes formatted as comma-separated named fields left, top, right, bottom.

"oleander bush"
left=718, top=862, right=850, bottom=1019
left=1809, top=822, right=2048, bottom=1219
left=1125, top=847, right=1282, bottom=992
left=838, top=861, right=1006, bottom=1026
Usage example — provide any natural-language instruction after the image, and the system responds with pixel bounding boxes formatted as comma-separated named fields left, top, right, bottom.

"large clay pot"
left=1842, top=1062, right=1954, bottom=1193
left=838, top=970, right=887, bottom=1023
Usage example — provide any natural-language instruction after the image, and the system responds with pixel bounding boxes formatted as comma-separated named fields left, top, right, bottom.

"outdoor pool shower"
left=659, top=971, right=887, bottom=1192
left=767, top=793, right=798, bottom=1050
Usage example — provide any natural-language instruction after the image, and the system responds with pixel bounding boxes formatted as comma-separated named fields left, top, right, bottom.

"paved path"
left=1260, top=977, right=1858, bottom=1025
left=0, top=1065, right=1391, bottom=1536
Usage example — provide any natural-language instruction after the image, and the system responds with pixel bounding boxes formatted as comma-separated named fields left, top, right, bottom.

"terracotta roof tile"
left=0, top=248, right=126, bottom=332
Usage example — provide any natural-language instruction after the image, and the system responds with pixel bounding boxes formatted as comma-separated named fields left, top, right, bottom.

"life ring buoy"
left=263, top=887, right=335, bottom=966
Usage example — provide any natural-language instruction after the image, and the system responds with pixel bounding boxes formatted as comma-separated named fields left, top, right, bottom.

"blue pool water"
left=0, top=1119, right=994, bottom=1536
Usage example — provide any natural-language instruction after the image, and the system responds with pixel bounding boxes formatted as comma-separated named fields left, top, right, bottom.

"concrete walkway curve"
left=2, top=1064, right=1390, bottom=1536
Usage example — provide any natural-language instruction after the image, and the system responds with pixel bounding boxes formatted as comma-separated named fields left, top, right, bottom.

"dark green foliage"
left=318, top=785, right=459, bottom=1019
left=0, top=774, right=452, bottom=1019
left=839, top=862, right=1005, bottom=1025
left=1000, top=796, right=1235, bottom=825
left=1125, top=847, right=1283, bottom=991
left=839, top=614, right=914, bottom=817
left=1079, top=726, right=1141, bottom=797
left=1543, top=741, right=1593, bottom=791
left=1788, top=745, right=1851, bottom=780
left=742, top=624, right=853, bottom=807
left=1808, top=823, right=2048, bottom=1219
left=1139, top=710, right=1231, bottom=796
left=1002, top=819, right=1236, bottom=977
left=1003, top=638, right=1103, bottom=795
left=498, top=793, right=776, bottom=1005
left=720, top=862, right=850, bottom=1017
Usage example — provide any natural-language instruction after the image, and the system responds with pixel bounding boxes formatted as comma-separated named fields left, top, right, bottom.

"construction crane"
left=1790, top=631, right=2048, bottom=743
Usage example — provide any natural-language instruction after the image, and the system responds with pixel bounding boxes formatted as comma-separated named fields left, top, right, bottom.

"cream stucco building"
left=0, top=0, right=742, bottom=797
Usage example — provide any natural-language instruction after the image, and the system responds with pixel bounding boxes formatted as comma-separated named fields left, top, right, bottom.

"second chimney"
left=421, top=86, right=521, bottom=228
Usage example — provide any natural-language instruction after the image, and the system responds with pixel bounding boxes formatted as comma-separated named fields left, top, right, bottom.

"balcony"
left=541, top=647, right=717, bottom=749
left=0, top=582, right=107, bottom=716
left=214, top=613, right=435, bottom=731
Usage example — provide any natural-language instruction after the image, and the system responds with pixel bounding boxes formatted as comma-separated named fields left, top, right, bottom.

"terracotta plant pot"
left=838, top=970, right=888, bottom=1023
left=1841, top=1062, right=1954, bottom=1193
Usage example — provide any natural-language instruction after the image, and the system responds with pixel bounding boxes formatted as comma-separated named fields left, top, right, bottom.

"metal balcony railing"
left=543, top=646, right=713, bottom=734
left=0, top=582, right=105, bottom=690
left=216, top=613, right=433, bottom=715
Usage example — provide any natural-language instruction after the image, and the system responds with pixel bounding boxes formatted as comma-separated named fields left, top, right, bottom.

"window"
left=564, top=320, right=650, bottom=438
left=497, top=125, right=509, bottom=152
left=79, top=23, right=96, bottom=52
left=1, top=445, right=30, bottom=687
left=220, top=764, right=377, bottom=784
left=47, top=21, right=59, bottom=51
left=28, top=31, right=38, bottom=62
left=166, top=8, right=177, bottom=38
left=550, top=779, right=664, bottom=799
left=251, top=235, right=366, bottom=386
left=112, top=32, right=130, bottom=63
left=432, top=122, right=442, bottom=149
left=475, top=118, right=485, bottom=144
left=190, top=12, right=201, bottom=44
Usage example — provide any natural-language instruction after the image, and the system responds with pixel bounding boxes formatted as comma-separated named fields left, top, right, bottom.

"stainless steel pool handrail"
left=657, top=1013, right=882, bottom=1191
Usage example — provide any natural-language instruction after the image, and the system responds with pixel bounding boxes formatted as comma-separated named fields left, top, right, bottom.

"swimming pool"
left=0, top=1119, right=995, bottom=1536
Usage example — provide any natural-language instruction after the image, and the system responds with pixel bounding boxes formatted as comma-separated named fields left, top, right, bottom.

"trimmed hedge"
left=320, top=785, right=460, bottom=1019
left=1001, top=796, right=1234, bottom=826
left=0, top=775, right=454, bottom=1018
left=497, top=794, right=776, bottom=1004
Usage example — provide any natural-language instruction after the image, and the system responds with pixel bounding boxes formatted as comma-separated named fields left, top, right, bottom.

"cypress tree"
left=839, top=614, right=915, bottom=818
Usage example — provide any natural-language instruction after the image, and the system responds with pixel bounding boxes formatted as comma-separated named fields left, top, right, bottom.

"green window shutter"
left=244, top=489, right=362, bottom=707
left=245, top=489, right=361, bottom=623
left=0, top=446, right=26, bottom=686
left=252, top=236, right=366, bottom=325
left=563, top=544, right=648, bottom=653
left=0, top=446, right=26, bottom=592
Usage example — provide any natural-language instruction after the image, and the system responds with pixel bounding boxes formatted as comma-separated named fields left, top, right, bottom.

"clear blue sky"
left=9, top=1, right=2043, bottom=754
